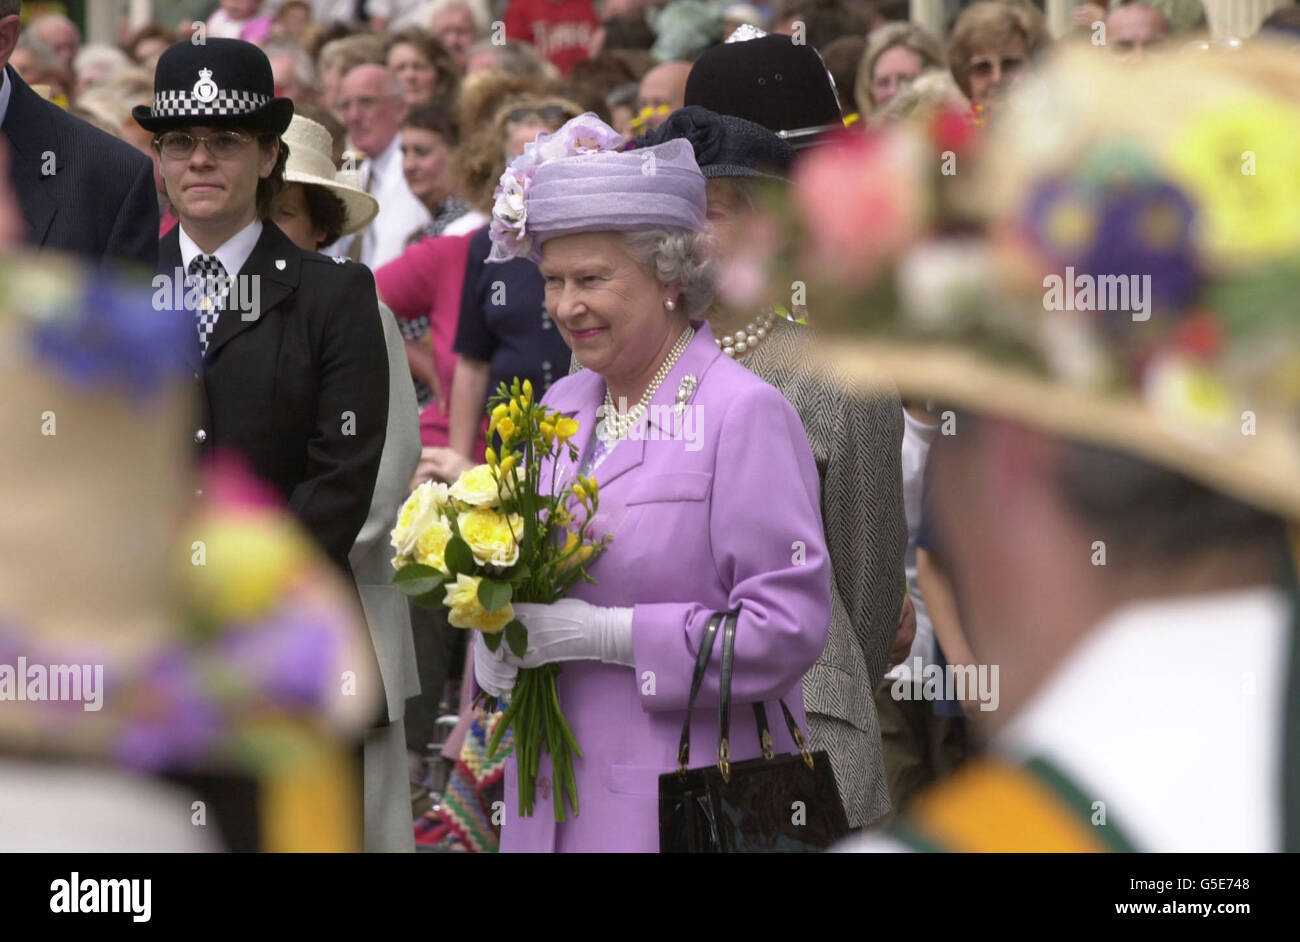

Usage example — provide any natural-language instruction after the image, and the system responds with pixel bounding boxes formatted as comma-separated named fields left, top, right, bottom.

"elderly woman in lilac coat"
left=474, top=115, right=833, bottom=853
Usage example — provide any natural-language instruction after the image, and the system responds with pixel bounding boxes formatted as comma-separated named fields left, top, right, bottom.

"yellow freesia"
left=555, top=417, right=579, bottom=441
left=497, top=416, right=516, bottom=443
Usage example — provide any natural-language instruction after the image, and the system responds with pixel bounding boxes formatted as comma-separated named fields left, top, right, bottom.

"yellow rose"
left=414, top=515, right=454, bottom=573
left=443, top=573, right=515, bottom=632
left=458, top=507, right=524, bottom=568
left=390, top=481, right=450, bottom=563
left=450, top=463, right=502, bottom=507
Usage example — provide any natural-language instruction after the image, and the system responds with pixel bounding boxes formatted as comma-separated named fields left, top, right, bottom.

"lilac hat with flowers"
left=488, top=113, right=707, bottom=264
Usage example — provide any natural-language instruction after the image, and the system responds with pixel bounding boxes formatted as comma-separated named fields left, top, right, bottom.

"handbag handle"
left=678, top=611, right=818, bottom=783
left=676, top=612, right=724, bottom=779
left=718, top=612, right=817, bottom=781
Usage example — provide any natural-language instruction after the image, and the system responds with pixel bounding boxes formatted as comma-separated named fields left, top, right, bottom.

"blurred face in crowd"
left=637, top=61, right=691, bottom=131
left=273, top=2, right=312, bottom=41
left=271, top=183, right=328, bottom=251
left=269, top=52, right=313, bottom=104
left=431, top=4, right=476, bottom=67
left=33, top=17, right=79, bottom=69
left=705, top=178, right=749, bottom=263
left=220, top=0, right=261, bottom=19
left=388, top=42, right=438, bottom=107
left=502, top=103, right=572, bottom=158
left=965, top=34, right=1028, bottom=108
left=339, top=65, right=406, bottom=158
left=156, top=124, right=277, bottom=236
left=465, top=45, right=500, bottom=74
left=871, top=44, right=925, bottom=108
left=401, top=126, right=453, bottom=208
left=1106, top=4, right=1170, bottom=61
left=540, top=231, right=683, bottom=390
left=131, top=35, right=170, bottom=65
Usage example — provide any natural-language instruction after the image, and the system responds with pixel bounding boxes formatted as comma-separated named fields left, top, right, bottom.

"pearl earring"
left=665, top=298, right=676, bottom=311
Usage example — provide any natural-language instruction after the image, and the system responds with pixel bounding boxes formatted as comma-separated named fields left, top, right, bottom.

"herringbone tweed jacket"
left=571, top=317, right=906, bottom=826
left=741, top=317, right=907, bottom=828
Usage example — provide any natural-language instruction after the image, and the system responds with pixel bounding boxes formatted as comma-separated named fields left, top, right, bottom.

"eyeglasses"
left=967, top=55, right=1025, bottom=79
left=153, top=130, right=255, bottom=160
left=504, top=104, right=580, bottom=127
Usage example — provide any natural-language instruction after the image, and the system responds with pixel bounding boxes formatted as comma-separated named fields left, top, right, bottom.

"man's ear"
left=0, top=15, right=23, bottom=73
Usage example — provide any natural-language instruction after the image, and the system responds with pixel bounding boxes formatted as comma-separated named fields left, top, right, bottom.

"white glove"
left=505, top=599, right=636, bottom=668
left=474, top=631, right=518, bottom=699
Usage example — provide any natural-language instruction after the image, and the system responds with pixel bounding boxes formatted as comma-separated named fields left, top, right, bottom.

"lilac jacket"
left=500, top=322, right=832, bottom=852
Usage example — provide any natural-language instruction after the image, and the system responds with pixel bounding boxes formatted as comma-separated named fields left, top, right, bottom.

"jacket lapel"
left=562, top=322, right=722, bottom=494
left=2, top=66, right=59, bottom=248
left=205, top=222, right=297, bottom=361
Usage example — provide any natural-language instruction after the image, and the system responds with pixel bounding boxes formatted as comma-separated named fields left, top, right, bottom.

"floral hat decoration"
left=0, top=253, right=378, bottom=776
left=764, top=44, right=1300, bottom=521
left=488, top=112, right=708, bottom=264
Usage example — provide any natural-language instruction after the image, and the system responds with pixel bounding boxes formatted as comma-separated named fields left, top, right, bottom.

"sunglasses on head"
left=505, top=104, right=579, bottom=127
left=968, top=54, right=1025, bottom=78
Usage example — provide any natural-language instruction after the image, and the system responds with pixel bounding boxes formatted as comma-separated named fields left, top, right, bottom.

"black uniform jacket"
left=159, top=220, right=389, bottom=577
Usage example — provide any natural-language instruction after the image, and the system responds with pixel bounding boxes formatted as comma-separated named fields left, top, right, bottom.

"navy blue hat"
left=637, top=106, right=795, bottom=181
left=133, top=38, right=293, bottom=135
left=683, top=34, right=842, bottom=148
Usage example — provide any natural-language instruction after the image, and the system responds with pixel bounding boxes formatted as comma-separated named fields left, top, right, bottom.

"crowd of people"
left=2, top=0, right=1299, bottom=854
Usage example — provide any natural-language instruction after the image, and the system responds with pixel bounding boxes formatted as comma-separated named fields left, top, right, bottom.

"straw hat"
left=281, top=115, right=379, bottom=238
left=782, top=44, right=1300, bottom=521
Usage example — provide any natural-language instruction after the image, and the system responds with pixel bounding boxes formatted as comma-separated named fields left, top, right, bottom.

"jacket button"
left=194, top=429, right=207, bottom=444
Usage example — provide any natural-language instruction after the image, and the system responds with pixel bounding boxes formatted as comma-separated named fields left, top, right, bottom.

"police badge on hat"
left=132, top=38, right=294, bottom=135
left=192, top=68, right=219, bottom=105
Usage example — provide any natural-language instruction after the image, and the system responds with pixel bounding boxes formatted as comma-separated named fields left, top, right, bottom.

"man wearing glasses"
left=334, top=63, right=431, bottom=270
left=137, top=38, right=389, bottom=590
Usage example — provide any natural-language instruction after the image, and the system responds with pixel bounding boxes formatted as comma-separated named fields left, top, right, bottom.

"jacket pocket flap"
left=624, top=472, right=712, bottom=505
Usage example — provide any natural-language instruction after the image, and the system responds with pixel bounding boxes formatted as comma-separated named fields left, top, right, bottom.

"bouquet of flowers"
left=390, top=378, right=610, bottom=820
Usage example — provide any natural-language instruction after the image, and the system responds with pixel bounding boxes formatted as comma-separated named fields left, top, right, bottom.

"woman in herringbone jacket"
left=640, top=107, right=909, bottom=828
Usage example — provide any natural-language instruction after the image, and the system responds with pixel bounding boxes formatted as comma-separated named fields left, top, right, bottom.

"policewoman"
left=136, top=39, right=389, bottom=578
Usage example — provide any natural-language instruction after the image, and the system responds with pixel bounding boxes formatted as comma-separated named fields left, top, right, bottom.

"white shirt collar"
left=995, top=585, right=1292, bottom=850
left=0, top=67, right=14, bottom=128
left=178, top=218, right=264, bottom=278
left=364, top=132, right=403, bottom=186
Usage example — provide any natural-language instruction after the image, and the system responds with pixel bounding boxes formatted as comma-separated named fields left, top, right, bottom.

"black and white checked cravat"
left=187, top=254, right=228, bottom=356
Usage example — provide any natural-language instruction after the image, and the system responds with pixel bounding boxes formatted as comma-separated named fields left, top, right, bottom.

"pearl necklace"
left=715, top=311, right=776, bottom=358
left=602, top=325, right=695, bottom=440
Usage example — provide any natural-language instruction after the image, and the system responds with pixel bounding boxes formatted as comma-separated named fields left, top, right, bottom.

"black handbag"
left=658, top=611, right=852, bottom=852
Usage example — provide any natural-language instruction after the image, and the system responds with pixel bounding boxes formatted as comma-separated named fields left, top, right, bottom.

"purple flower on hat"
left=487, top=112, right=625, bottom=263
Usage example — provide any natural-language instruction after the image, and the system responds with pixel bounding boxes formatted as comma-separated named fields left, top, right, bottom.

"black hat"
left=133, top=38, right=293, bottom=135
left=683, top=34, right=842, bottom=149
left=637, top=106, right=795, bottom=181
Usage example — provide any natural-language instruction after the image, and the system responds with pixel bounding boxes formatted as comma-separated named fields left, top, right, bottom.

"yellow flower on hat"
left=188, top=511, right=312, bottom=621
left=443, top=573, right=515, bottom=632
left=458, top=507, right=524, bottom=568
left=1165, top=96, right=1300, bottom=263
